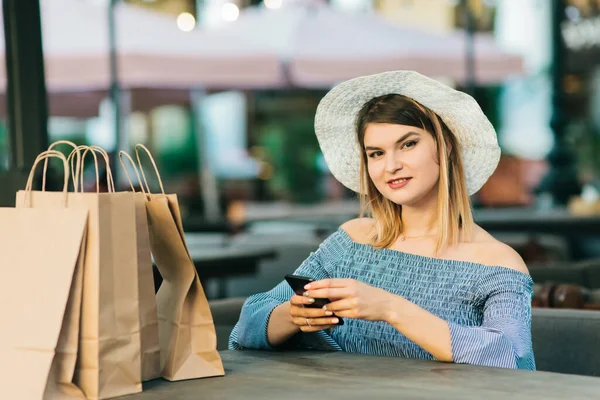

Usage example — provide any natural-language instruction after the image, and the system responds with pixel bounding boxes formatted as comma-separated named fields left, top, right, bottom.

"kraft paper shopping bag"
left=0, top=151, right=88, bottom=399
left=17, top=145, right=143, bottom=399
left=119, top=150, right=161, bottom=381
left=133, top=144, right=224, bottom=381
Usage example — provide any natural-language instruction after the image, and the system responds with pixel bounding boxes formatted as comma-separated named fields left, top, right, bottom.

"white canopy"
left=0, top=0, right=523, bottom=116
left=0, top=0, right=284, bottom=92
left=205, top=1, right=524, bottom=87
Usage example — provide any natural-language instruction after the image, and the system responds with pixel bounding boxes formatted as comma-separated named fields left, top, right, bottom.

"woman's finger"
left=292, top=317, right=340, bottom=327
left=304, top=278, right=352, bottom=290
left=290, top=306, right=333, bottom=318
left=290, top=294, right=317, bottom=306
left=300, top=324, right=335, bottom=333
left=304, top=287, right=349, bottom=300
left=326, top=309, right=357, bottom=319
left=322, top=298, right=355, bottom=312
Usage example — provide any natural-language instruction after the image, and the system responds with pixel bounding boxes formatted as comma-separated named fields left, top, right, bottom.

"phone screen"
left=284, top=274, right=327, bottom=307
left=284, top=274, right=344, bottom=325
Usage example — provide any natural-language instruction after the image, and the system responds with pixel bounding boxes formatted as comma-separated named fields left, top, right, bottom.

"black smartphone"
left=284, top=274, right=344, bottom=325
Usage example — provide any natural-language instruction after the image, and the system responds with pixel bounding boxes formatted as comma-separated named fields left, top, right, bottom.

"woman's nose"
left=385, top=152, right=403, bottom=174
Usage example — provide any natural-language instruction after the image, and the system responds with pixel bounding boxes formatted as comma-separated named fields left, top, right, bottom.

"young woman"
left=229, top=71, right=535, bottom=370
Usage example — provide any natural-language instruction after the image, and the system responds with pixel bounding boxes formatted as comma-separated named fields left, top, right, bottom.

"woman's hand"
left=289, top=294, right=340, bottom=332
left=303, top=278, right=395, bottom=322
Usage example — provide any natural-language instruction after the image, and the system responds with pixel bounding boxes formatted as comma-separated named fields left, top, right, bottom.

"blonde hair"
left=356, top=94, right=473, bottom=255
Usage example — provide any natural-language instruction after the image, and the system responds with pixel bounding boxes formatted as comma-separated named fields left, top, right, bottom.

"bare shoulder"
left=470, top=226, right=530, bottom=275
left=340, top=218, right=376, bottom=244
left=482, top=241, right=530, bottom=275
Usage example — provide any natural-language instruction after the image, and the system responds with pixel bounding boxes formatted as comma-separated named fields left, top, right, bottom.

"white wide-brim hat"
left=314, top=70, right=501, bottom=195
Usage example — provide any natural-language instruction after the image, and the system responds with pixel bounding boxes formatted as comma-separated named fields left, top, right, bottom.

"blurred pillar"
left=461, top=0, right=476, bottom=96
left=494, top=0, right=554, bottom=161
left=109, top=0, right=122, bottom=183
left=195, top=0, right=206, bottom=19
left=190, top=89, right=222, bottom=222
left=193, top=2, right=222, bottom=221
left=536, top=0, right=581, bottom=206
left=0, top=0, right=48, bottom=206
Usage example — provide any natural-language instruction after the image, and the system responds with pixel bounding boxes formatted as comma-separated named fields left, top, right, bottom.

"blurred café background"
left=2, top=0, right=600, bottom=371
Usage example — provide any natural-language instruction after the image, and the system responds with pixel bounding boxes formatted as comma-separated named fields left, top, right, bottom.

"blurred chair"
left=492, top=232, right=570, bottom=265
left=529, top=258, right=600, bottom=289
left=579, top=258, right=600, bottom=289
left=210, top=297, right=246, bottom=350
left=532, top=308, right=600, bottom=377
left=533, top=283, right=600, bottom=310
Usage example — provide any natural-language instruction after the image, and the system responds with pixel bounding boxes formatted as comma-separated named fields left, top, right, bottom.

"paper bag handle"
left=119, top=150, right=146, bottom=195
left=42, top=140, right=81, bottom=192
left=66, top=145, right=91, bottom=192
left=84, top=145, right=116, bottom=193
left=67, top=145, right=115, bottom=193
left=24, top=150, right=70, bottom=207
left=70, top=146, right=100, bottom=193
left=134, top=143, right=165, bottom=195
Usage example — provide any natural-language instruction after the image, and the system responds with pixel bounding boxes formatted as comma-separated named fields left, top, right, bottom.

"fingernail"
left=325, top=311, right=333, bottom=316
left=303, top=291, right=309, bottom=297
left=307, top=298, right=315, bottom=304
left=332, top=318, right=339, bottom=324
left=304, top=284, right=311, bottom=289
left=322, top=305, right=327, bottom=310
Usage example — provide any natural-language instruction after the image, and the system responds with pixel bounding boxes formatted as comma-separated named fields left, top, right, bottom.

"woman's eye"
left=368, top=151, right=383, bottom=158
left=403, top=140, right=418, bottom=149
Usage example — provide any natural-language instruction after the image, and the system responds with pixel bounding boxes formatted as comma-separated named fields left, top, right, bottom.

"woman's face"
left=363, top=123, right=440, bottom=207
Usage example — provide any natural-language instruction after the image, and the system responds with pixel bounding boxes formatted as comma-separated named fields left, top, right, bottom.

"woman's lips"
left=387, top=177, right=411, bottom=189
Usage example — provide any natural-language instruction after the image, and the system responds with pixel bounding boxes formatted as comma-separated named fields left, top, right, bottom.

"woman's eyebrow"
left=364, top=131, right=420, bottom=151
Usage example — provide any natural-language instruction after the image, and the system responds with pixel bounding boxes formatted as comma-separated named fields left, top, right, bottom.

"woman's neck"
left=400, top=197, right=439, bottom=238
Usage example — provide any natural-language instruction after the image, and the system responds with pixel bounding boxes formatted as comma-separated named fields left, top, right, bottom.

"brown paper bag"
left=16, top=145, right=143, bottom=399
left=119, top=151, right=161, bottom=381
left=133, top=144, right=224, bottom=381
left=68, top=144, right=160, bottom=382
left=0, top=151, right=88, bottom=400
left=78, top=145, right=160, bottom=382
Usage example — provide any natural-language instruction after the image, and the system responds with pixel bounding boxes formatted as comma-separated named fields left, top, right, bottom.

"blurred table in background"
left=153, top=234, right=276, bottom=299
left=473, top=208, right=600, bottom=234
left=182, top=216, right=235, bottom=233
left=238, top=201, right=600, bottom=232
left=236, top=201, right=600, bottom=261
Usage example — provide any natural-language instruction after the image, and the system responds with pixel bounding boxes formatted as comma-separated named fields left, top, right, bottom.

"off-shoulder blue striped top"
left=229, top=227, right=536, bottom=370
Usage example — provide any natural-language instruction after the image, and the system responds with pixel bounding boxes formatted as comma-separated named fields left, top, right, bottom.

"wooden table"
left=124, top=351, right=600, bottom=399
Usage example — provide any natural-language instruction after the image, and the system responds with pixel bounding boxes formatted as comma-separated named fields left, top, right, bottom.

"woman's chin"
left=382, top=191, right=417, bottom=206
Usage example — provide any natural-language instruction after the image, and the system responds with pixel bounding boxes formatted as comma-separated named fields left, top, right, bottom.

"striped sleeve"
left=228, top=230, right=346, bottom=351
left=449, top=268, right=536, bottom=370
